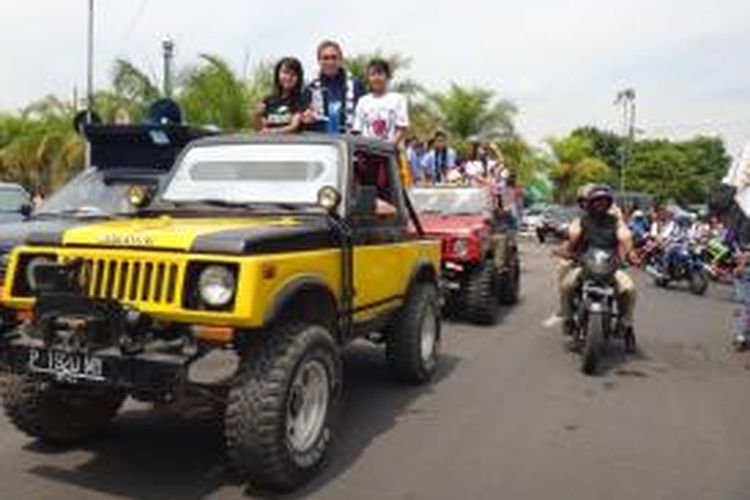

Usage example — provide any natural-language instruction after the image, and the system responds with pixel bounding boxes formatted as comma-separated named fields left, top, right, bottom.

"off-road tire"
left=225, top=323, right=341, bottom=492
left=464, top=262, right=499, bottom=325
left=2, top=375, right=124, bottom=444
left=386, top=282, right=441, bottom=385
left=582, top=313, right=606, bottom=375
left=498, top=257, right=521, bottom=306
left=689, top=270, right=709, bottom=296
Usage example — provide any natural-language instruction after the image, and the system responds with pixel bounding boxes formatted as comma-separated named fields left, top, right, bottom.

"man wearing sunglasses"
left=304, top=40, right=366, bottom=134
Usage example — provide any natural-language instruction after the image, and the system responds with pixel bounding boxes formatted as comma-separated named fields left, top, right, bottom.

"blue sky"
left=1, top=0, right=749, bottom=155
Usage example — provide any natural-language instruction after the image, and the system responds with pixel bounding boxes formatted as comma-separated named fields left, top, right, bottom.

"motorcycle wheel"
left=582, top=312, right=606, bottom=376
left=689, top=270, right=709, bottom=296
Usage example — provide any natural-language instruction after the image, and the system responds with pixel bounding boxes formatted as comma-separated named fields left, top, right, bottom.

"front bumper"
left=0, top=292, right=191, bottom=390
left=0, top=337, right=188, bottom=390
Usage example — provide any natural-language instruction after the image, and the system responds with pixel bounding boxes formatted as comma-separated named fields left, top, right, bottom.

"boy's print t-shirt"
left=353, top=92, right=409, bottom=142
left=263, top=91, right=310, bottom=129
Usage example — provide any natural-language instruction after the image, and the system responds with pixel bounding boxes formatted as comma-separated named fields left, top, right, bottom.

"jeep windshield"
left=410, top=188, right=492, bottom=216
left=161, top=143, right=341, bottom=209
left=35, top=169, right=144, bottom=218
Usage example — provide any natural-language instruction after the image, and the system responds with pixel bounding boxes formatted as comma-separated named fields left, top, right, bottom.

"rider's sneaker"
left=733, top=334, right=749, bottom=352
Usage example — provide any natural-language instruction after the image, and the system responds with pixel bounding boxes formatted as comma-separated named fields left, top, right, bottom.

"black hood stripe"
left=191, top=219, right=338, bottom=255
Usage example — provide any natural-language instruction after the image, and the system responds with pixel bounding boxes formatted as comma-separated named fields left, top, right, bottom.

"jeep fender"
left=263, top=275, right=339, bottom=334
left=406, top=259, right=439, bottom=297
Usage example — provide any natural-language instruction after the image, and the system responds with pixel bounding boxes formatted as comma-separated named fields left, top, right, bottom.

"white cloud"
left=1, top=0, right=749, bottom=153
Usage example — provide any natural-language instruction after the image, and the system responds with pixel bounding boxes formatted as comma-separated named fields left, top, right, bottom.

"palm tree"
left=547, top=136, right=612, bottom=203
left=179, top=54, right=254, bottom=130
left=0, top=96, right=83, bottom=193
left=429, top=84, right=517, bottom=141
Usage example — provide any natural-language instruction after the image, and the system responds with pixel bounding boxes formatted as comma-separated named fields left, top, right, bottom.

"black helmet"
left=585, top=185, right=614, bottom=213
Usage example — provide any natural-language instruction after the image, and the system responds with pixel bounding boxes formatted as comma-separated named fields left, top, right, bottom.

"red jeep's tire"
left=386, top=282, right=441, bottom=385
left=464, top=262, right=499, bottom=325
left=2, top=375, right=124, bottom=444
left=225, top=322, right=341, bottom=492
left=499, top=257, right=521, bottom=306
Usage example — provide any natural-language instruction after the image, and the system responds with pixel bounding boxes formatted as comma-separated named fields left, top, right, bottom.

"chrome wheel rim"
left=420, top=307, right=438, bottom=364
left=286, top=359, right=330, bottom=454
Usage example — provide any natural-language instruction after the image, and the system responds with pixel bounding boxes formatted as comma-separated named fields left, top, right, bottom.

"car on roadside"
left=410, top=185, right=521, bottom=325
left=0, top=134, right=442, bottom=492
left=536, top=205, right=580, bottom=243
left=0, top=183, right=31, bottom=223
left=0, top=124, right=213, bottom=331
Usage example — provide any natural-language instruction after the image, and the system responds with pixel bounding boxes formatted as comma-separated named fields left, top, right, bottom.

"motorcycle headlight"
left=198, top=265, right=236, bottom=308
left=584, top=249, right=616, bottom=276
left=453, top=238, right=470, bottom=259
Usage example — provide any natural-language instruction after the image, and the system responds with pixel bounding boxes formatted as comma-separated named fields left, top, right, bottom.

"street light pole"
left=162, top=38, right=175, bottom=98
left=614, top=89, right=636, bottom=193
left=85, top=0, right=95, bottom=168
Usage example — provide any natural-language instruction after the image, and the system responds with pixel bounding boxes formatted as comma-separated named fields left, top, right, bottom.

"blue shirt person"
left=304, top=40, right=365, bottom=134
left=407, top=140, right=427, bottom=183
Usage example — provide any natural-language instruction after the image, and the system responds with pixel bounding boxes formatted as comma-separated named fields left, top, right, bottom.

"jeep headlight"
left=198, top=265, right=236, bottom=308
left=453, top=238, right=470, bottom=259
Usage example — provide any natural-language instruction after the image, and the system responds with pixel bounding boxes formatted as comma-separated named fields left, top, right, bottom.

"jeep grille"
left=73, top=257, right=180, bottom=304
left=13, top=251, right=184, bottom=308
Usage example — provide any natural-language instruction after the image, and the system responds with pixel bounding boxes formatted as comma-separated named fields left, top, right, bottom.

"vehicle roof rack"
left=84, top=124, right=216, bottom=171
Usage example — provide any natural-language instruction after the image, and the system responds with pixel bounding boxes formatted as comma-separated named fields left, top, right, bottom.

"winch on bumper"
left=0, top=260, right=192, bottom=390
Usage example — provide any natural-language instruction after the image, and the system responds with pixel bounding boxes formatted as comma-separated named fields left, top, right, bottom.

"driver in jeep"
left=556, top=185, right=640, bottom=351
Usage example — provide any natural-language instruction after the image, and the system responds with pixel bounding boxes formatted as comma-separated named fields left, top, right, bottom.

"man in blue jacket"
left=304, top=40, right=366, bottom=134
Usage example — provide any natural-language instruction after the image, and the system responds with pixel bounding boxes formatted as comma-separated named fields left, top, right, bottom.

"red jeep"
left=410, top=186, right=521, bottom=325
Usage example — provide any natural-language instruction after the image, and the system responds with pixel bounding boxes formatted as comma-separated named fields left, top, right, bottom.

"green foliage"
left=497, top=138, right=551, bottom=187
left=0, top=98, right=83, bottom=193
left=558, top=126, right=731, bottom=205
left=179, top=54, right=251, bottom=129
left=547, top=135, right=612, bottom=203
left=571, top=126, right=623, bottom=170
left=429, top=84, right=517, bottom=141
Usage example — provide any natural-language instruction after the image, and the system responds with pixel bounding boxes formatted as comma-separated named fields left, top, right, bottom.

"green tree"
left=548, top=135, right=612, bottom=203
left=497, top=138, right=551, bottom=187
left=0, top=96, right=83, bottom=192
left=179, top=54, right=252, bottom=129
left=571, top=126, right=623, bottom=172
left=429, top=84, right=517, bottom=141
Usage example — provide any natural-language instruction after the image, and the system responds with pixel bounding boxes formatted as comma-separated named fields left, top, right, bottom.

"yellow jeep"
left=0, top=134, right=441, bottom=491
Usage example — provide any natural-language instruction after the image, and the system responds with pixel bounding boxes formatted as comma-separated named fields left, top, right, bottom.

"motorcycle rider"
left=556, top=185, right=640, bottom=350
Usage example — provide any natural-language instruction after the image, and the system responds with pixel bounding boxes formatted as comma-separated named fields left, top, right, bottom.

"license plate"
left=27, top=348, right=106, bottom=383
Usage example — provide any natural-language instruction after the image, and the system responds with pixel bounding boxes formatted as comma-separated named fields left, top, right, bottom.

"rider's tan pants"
left=559, top=262, right=636, bottom=328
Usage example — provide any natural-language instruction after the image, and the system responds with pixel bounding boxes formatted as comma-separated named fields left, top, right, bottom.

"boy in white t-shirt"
left=353, top=59, right=409, bottom=145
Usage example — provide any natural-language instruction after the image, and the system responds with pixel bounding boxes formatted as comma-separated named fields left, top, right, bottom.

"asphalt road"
left=0, top=242, right=745, bottom=500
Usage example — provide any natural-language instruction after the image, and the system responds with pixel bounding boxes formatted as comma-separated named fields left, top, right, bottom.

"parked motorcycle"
left=647, top=242, right=709, bottom=295
left=568, top=247, right=634, bottom=375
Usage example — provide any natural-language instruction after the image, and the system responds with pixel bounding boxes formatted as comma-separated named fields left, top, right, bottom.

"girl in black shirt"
left=256, top=57, right=310, bottom=133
